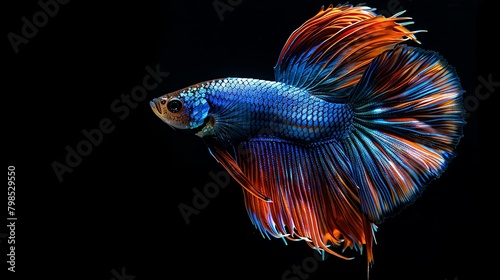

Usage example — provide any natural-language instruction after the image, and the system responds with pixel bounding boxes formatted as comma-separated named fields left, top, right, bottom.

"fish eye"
left=167, top=98, right=183, bottom=113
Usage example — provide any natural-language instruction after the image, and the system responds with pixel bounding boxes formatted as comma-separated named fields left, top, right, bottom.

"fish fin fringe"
left=206, top=140, right=272, bottom=202
left=345, top=45, right=466, bottom=223
left=218, top=137, right=377, bottom=264
left=274, top=3, right=421, bottom=99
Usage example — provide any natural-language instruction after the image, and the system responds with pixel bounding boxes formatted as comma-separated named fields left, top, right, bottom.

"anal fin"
left=207, top=136, right=377, bottom=263
left=207, top=140, right=272, bottom=203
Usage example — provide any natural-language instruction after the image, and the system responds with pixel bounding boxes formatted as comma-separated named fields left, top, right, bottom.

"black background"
left=4, top=0, right=496, bottom=279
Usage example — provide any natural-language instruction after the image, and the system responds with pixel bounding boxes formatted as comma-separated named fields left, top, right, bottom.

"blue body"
left=186, top=78, right=353, bottom=143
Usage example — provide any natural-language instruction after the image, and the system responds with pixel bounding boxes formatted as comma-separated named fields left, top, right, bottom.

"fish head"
left=150, top=83, right=211, bottom=133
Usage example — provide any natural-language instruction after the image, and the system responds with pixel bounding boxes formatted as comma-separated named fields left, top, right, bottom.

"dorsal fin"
left=274, top=4, right=422, bottom=98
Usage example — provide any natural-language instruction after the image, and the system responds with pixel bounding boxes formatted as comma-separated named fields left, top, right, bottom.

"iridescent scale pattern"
left=203, top=78, right=353, bottom=143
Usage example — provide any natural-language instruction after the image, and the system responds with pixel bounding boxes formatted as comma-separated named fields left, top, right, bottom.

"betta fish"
left=150, top=3, right=465, bottom=277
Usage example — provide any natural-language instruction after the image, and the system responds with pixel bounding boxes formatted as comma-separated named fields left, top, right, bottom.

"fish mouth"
left=150, top=98, right=162, bottom=117
left=149, top=98, right=176, bottom=130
